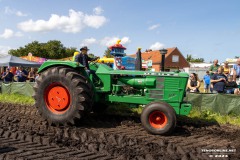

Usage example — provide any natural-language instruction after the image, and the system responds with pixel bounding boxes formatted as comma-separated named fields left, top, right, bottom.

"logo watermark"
left=201, top=148, right=236, bottom=158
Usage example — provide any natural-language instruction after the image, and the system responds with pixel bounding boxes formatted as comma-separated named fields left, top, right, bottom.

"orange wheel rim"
left=44, top=83, right=70, bottom=114
left=149, top=111, right=167, bottom=129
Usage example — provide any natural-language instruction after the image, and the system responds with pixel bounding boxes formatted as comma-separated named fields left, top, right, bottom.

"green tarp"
left=1, top=82, right=35, bottom=97
left=186, top=93, right=240, bottom=115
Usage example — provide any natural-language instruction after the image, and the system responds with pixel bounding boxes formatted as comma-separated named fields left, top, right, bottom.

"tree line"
left=9, top=40, right=77, bottom=59
left=8, top=40, right=115, bottom=59
left=186, top=54, right=204, bottom=62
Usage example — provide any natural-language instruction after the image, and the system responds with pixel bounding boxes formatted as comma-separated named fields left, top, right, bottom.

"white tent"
left=0, top=55, right=41, bottom=67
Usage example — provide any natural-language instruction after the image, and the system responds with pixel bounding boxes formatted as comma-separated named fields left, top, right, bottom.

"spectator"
left=234, top=87, right=240, bottom=95
left=223, top=61, right=230, bottom=77
left=187, top=73, right=200, bottom=93
left=209, top=59, right=220, bottom=75
left=15, top=66, right=28, bottom=82
left=209, top=59, right=220, bottom=93
left=203, top=71, right=211, bottom=93
left=35, top=73, right=40, bottom=81
left=1, top=68, right=14, bottom=83
left=225, top=75, right=238, bottom=94
left=211, top=66, right=227, bottom=93
left=233, top=58, right=240, bottom=82
left=28, top=67, right=35, bottom=82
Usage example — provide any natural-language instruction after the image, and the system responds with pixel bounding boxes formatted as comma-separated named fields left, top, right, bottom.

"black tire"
left=141, top=102, right=176, bottom=135
left=33, top=66, right=93, bottom=125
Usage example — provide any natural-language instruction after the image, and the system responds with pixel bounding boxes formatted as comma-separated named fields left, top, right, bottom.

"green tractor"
left=33, top=60, right=192, bottom=135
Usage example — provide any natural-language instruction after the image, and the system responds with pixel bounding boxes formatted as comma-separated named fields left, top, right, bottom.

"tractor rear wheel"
left=141, top=102, right=176, bottom=135
left=33, top=66, right=93, bottom=125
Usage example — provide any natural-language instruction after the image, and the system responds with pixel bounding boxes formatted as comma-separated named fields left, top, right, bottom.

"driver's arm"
left=88, top=56, right=99, bottom=61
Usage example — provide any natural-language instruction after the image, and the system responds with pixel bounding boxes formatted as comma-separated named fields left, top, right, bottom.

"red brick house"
left=130, top=47, right=190, bottom=71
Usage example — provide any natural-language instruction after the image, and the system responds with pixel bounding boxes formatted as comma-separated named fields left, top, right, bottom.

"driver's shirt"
left=82, top=54, right=88, bottom=68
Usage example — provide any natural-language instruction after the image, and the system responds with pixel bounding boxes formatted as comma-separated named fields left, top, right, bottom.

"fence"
left=186, top=93, right=240, bottom=115
left=0, top=82, right=35, bottom=97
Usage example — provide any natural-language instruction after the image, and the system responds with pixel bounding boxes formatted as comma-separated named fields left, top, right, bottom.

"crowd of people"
left=187, top=59, right=240, bottom=95
left=0, top=66, right=39, bottom=83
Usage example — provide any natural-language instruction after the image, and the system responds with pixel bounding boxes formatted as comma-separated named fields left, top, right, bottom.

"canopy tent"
left=0, top=55, right=41, bottom=67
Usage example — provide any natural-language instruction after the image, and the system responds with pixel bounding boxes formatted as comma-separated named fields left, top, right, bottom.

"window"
left=172, top=55, right=179, bottom=62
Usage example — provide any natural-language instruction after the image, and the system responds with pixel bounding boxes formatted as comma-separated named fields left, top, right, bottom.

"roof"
left=0, top=55, right=41, bottom=67
left=109, top=43, right=126, bottom=50
left=129, top=47, right=176, bottom=63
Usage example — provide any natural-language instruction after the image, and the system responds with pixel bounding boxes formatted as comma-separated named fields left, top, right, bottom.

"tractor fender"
left=37, top=60, right=84, bottom=73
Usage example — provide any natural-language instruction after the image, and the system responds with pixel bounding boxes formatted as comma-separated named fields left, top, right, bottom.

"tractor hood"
left=96, top=64, right=189, bottom=78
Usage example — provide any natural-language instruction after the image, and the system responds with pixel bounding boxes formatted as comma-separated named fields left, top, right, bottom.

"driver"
left=74, top=46, right=99, bottom=75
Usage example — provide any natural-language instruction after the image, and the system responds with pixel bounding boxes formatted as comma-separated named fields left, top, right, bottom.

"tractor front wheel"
left=33, top=67, right=93, bottom=125
left=141, top=102, right=176, bottom=135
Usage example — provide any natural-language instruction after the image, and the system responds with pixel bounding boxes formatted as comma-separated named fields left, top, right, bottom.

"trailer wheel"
left=33, top=66, right=93, bottom=125
left=141, top=102, right=176, bottom=135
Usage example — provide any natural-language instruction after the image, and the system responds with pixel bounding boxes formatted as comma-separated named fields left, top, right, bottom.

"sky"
left=0, top=0, right=239, bottom=63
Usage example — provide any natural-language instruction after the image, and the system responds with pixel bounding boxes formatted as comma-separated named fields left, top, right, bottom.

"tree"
left=186, top=54, right=204, bottom=63
left=191, top=58, right=204, bottom=63
left=8, top=40, right=77, bottom=59
left=186, top=54, right=193, bottom=62
left=104, top=48, right=113, bottom=58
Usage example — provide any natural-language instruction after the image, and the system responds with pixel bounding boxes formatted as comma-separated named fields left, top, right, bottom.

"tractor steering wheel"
left=90, top=57, right=100, bottom=67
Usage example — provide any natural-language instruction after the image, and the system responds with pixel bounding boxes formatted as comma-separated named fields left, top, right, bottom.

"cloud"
left=0, top=29, right=14, bottom=39
left=15, top=31, right=24, bottom=37
left=100, top=36, right=131, bottom=46
left=4, top=6, right=28, bottom=17
left=0, top=29, right=24, bottom=39
left=80, top=38, right=97, bottom=46
left=121, top=37, right=131, bottom=44
left=17, top=9, right=107, bottom=33
left=149, top=42, right=164, bottom=50
left=93, top=6, right=104, bottom=15
left=148, top=24, right=160, bottom=30
left=16, top=11, right=28, bottom=17
left=84, top=14, right=107, bottom=28
left=0, top=46, right=11, bottom=55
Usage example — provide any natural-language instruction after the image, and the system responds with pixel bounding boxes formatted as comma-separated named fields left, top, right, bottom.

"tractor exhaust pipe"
left=135, top=48, right=142, bottom=71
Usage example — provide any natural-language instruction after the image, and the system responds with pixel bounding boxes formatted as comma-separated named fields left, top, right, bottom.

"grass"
left=1, top=93, right=240, bottom=126
left=189, top=107, right=240, bottom=126
left=0, top=93, right=34, bottom=105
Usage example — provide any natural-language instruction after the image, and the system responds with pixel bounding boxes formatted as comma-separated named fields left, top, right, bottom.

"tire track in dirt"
left=0, top=128, right=112, bottom=160
left=0, top=102, right=239, bottom=159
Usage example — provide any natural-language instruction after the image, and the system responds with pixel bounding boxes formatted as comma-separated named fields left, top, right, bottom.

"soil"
left=0, top=102, right=240, bottom=160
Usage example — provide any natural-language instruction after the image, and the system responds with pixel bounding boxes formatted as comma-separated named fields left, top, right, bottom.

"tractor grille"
left=148, top=89, right=163, bottom=99
left=149, top=90, right=163, bottom=94
left=156, top=77, right=164, bottom=89
left=148, top=77, right=164, bottom=99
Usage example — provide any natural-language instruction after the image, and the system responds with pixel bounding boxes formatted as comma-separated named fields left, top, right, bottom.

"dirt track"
left=0, top=102, right=240, bottom=160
